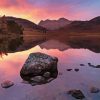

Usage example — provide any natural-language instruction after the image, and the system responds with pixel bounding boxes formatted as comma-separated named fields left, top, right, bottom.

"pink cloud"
left=0, top=0, right=99, bottom=23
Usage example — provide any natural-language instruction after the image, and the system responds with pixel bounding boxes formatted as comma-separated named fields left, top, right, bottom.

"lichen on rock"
left=20, top=52, right=58, bottom=86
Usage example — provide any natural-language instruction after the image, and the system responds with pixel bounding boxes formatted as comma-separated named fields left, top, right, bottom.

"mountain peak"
left=90, top=16, right=100, bottom=22
left=59, top=18, right=69, bottom=21
left=39, top=18, right=71, bottom=30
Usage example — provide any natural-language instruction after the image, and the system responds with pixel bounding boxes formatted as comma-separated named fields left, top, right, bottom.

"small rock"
left=43, top=72, right=51, bottom=78
left=80, top=64, right=85, bottom=66
left=88, top=63, right=95, bottom=67
left=1, top=80, right=14, bottom=88
left=96, top=65, right=100, bottom=68
left=67, top=69, right=72, bottom=71
left=88, top=63, right=91, bottom=66
left=90, top=87, right=100, bottom=93
left=75, top=69, right=79, bottom=72
left=67, top=89, right=85, bottom=99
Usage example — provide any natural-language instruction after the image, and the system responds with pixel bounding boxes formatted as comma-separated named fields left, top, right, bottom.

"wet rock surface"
left=1, top=80, right=14, bottom=88
left=74, top=69, right=79, bottom=72
left=80, top=64, right=85, bottom=66
left=90, top=87, right=100, bottom=93
left=66, top=69, right=72, bottom=71
left=88, top=63, right=100, bottom=68
left=96, top=65, right=100, bottom=68
left=67, top=89, right=85, bottom=99
left=20, top=52, right=58, bottom=86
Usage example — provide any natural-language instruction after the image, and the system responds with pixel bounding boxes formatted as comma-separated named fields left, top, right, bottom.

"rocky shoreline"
left=1, top=52, right=100, bottom=100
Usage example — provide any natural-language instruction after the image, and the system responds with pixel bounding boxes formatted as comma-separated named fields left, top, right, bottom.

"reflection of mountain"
left=39, top=18, right=71, bottom=30
left=67, top=36, right=100, bottom=53
left=17, top=35, right=46, bottom=51
left=1, top=34, right=100, bottom=58
left=40, top=40, right=70, bottom=51
left=0, top=36, right=23, bottom=57
left=39, top=37, right=100, bottom=53
left=0, top=35, right=46, bottom=56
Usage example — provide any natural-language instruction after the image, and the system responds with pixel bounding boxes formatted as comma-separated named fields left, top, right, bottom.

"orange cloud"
left=0, top=0, right=99, bottom=24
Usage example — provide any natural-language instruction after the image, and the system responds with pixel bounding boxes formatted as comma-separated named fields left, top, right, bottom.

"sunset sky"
left=0, top=0, right=100, bottom=24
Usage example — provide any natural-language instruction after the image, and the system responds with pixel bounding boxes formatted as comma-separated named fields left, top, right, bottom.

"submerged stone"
left=67, top=69, right=72, bottom=71
left=67, top=89, right=85, bottom=99
left=88, top=63, right=100, bottom=68
left=96, top=65, right=100, bottom=68
left=80, top=64, right=85, bottom=66
left=74, top=69, right=79, bottom=72
left=20, top=52, right=58, bottom=86
left=90, top=87, right=100, bottom=93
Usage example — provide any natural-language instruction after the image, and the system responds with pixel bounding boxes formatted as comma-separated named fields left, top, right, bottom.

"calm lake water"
left=0, top=37, right=100, bottom=100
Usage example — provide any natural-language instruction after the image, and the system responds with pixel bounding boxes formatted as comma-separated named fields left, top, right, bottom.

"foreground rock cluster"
left=20, top=52, right=58, bottom=86
left=67, top=87, right=100, bottom=99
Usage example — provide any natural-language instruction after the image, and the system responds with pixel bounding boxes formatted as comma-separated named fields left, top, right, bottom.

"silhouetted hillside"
left=6, top=16, right=47, bottom=35
left=0, top=16, right=23, bottom=35
left=57, top=16, right=100, bottom=33
left=7, top=20, right=23, bottom=35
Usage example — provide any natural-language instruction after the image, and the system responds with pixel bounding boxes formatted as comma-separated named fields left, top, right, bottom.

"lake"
left=0, top=36, right=100, bottom=100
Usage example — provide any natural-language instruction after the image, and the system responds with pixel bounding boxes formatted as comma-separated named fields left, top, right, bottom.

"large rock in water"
left=20, top=52, right=58, bottom=85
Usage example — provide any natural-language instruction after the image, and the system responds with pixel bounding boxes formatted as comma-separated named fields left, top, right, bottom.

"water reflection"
left=0, top=34, right=100, bottom=100
left=0, top=36, right=23, bottom=57
left=0, top=45, right=100, bottom=100
left=67, top=36, right=100, bottom=53
left=0, top=35, right=100, bottom=58
left=0, top=35, right=46, bottom=57
left=39, top=37, right=100, bottom=53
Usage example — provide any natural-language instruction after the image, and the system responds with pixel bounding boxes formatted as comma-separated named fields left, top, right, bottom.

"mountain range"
left=57, top=16, right=100, bottom=33
left=39, top=18, right=71, bottom=30
left=39, top=16, right=100, bottom=33
left=5, top=16, right=47, bottom=35
left=1, top=16, right=100, bottom=35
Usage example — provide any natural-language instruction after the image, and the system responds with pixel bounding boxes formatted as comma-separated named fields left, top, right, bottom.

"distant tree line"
left=0, top=15, right=23, bottom=35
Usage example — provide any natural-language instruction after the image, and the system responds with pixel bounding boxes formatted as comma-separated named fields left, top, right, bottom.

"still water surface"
left=0, top=43, right=100, bottom=100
